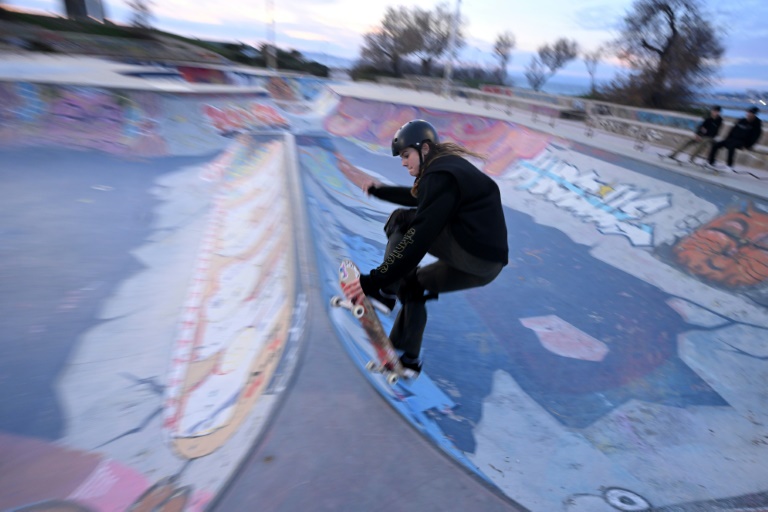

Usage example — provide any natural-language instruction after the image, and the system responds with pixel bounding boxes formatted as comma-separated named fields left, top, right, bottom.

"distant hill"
left=300, top=51, right=355, bottom=69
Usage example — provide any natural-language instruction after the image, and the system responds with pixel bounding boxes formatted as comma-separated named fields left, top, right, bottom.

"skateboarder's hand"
left=341, top=278, right=365, bottom=304
left=362, top=181, right=381, bottom=196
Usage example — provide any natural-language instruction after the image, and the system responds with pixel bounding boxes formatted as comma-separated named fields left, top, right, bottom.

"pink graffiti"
left=324, top=97, right=552, bottom=176
left=203, top=103, right=289, bottom=133
left=520, top=315, right=609, bottom=361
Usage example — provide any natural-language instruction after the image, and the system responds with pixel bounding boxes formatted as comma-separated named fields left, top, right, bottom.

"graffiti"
left=323, top=96, right=555, bottom=176
left=566, top=487, right=768, bottom=511
left=266, top=76, right=299, bottom=101
left=481, top=85, right=514, bottom=97
left=164, top=138, right=296, bottom=459
left=671, top=202, right=768, bottom=288
left=0, top=83, right=169, bottom=155
left=0, top=82, right=301, bottom=156
left=674, top=210, right=710, bottom=232
left=0, top=433, right=210, bottom=511
left=177, top=66, right=229, bottom=84
left=508, top=150, right=671, bottom=246
left=636, top=110, right=698, bottom=131
left=520, top=315, right=609, bottom=362
left=202, top=103, right=289, bottom=135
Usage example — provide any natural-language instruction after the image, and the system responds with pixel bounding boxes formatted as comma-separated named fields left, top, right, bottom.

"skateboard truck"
left=330, top=295, right=392, bottom=316
left=330, top=295, right=365, bottom=318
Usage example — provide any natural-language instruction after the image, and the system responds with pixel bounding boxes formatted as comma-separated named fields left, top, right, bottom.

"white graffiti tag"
left=509, top=151, right=671, bottom=246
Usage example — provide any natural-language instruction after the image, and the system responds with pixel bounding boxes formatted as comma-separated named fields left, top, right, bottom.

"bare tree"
left=360, top=6, right=423, bottom=76
left=493, top=31, right=516, bottom=85
left=414, top=3, right=466, bottom=76
left=525, top=57, right=548, bottom=91
left=583, top=47, right=603, bottom=95
left=609, top=0, right=724, bottom=109
left=127, top=0, right=155, bottom=29
left=525, top=38, right=579, bottom=91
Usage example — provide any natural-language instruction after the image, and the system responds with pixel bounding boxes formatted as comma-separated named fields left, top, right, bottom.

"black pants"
left=708, top=139, right=743, bottom=167
left=383, top=208, right=504, bottom=358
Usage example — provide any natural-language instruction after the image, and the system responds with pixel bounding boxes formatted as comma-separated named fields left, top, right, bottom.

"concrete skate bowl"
left=2, top=74, right=768, bottom=512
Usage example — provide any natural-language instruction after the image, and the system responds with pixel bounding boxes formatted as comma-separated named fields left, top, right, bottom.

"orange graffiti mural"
left=673, top=204, right=768, bottom=287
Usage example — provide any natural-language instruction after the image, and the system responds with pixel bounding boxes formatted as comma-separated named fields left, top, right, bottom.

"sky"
left=6, top=0, right=768, bottom=92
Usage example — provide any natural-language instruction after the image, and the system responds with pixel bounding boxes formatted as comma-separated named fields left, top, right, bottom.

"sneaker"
left=366, top=288, right=397, bottom=314
left=399, top=354, right=423, bottom=378
left=727, top=166, right=736, bottom=173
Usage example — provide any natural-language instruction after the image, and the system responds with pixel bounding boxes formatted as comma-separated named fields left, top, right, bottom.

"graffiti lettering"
left=511, top=153, right=670, bottom=246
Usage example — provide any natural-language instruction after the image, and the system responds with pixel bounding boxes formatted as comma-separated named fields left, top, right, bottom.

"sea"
left=528, top=76, right=763, bottom=119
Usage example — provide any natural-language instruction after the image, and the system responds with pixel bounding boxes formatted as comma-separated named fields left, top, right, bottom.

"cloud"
left=282, top=30, right=333, bottom=43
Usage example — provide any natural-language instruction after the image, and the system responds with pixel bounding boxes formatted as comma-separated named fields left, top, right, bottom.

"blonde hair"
left=411, top=141, right=486, bottom=197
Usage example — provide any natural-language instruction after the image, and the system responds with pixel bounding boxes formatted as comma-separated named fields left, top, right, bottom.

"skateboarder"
left=342, top=119, right=509, bottom=376
left=662, top=105, right=722, bottom=164
left=705, top=106, right=763, bottom=172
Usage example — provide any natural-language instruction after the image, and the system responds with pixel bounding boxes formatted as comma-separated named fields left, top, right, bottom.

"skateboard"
left=657, top=153, right=722, bottom=174
left=330, top=259, right=406, bottom=385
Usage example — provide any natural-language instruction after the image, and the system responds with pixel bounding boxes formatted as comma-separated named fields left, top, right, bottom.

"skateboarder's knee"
left=397, top=270, right=429, bottom=303
left=384, top=208, right=417, bottom=238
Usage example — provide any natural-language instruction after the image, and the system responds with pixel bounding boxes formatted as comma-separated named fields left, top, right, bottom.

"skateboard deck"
left=331, top=259, right=406, bottom=385
left=657, top=153, right=721, bottom=174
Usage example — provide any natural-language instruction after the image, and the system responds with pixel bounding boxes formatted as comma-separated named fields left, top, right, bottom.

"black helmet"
left=391, top=119, right=439, bottom=156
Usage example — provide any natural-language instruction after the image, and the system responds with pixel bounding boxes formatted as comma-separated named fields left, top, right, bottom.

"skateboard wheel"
left=330, top=296, right=342, bottom=308
left=352, top=305, right=365, bottom=318
left=365, top=360, right=377, bottom=372
left=386, top=373, right=399, bottom=385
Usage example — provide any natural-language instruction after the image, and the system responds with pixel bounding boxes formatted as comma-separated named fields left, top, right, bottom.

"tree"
left=525, top=38, right=579, bottom=91
left=525, top=57, right=548, bottom=91
left=415, top=3, right=465, bottom=76
left=609, top=0, right=724, bottom=109
left=583, top=47, right=603, bottom=95
left=493, top=31, right=516, bottom=85
left=127, top=0, right=154, bottom=29
left=360, top=6, right=422, bottom=77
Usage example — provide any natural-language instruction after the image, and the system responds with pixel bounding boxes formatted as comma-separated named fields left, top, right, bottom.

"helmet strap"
left=416, top=142, right=429, bottom=173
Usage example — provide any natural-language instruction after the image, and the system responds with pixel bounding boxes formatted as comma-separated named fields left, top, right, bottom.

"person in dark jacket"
left=663, top=105, right=722, bottom=164
left=342, top=119, right=509, bottom=377
left=706, top=106, right=763, bottom=171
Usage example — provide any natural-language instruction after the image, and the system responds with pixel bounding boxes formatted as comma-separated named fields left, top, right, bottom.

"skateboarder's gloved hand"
left=341, top=274, right=376, bottom=305
left=340, top=275, right=364, bottom=305
left=358, top=274, right=377, bottom=297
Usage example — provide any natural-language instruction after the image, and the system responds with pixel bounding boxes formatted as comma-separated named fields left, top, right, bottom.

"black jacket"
left=696, top=116, right=722, bottom=138
left=726, top=116, right=763, bottom=148
left=363, top=154, right=508, bottom=291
